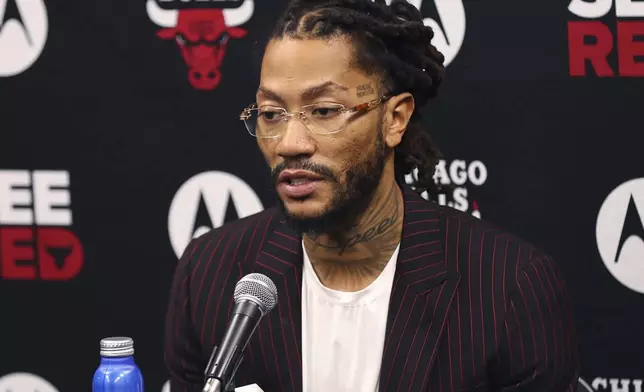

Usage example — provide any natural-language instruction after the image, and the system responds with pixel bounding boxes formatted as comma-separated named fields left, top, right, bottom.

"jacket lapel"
left=379, top=187, right=461, bottom=392
left=252, top=213, right=304, bottom=392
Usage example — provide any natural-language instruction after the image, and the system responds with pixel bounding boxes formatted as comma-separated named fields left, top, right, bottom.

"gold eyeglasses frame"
left=239, top=95, right=391, bottom=139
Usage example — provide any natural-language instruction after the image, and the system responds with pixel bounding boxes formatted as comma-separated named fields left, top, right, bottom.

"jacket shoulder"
left=179, top=207, right=280, bottom=267
left=435, top=203, right=553, bottom=273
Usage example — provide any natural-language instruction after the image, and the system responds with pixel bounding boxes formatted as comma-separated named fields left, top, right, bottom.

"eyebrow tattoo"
left=356, top=83, right=375, bottom=98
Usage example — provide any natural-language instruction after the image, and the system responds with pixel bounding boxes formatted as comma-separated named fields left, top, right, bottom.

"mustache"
left=271, top=160, right=337, bottom=182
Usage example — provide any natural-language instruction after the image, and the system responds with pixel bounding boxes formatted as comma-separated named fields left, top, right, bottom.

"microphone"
left=202, top=273, right=278, bottom=392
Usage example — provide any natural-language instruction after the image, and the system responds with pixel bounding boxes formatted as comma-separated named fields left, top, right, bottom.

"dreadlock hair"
left=268, top=0, right=447, bottom=200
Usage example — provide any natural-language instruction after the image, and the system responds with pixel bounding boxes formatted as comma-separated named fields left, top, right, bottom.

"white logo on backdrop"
left=405, top=159, right=487, bottom=218
left=0, top=0, right=48, bottom=77
left=589, top=377, right=644, bottom=391
left=0, top=372, right=59, bottom=392
left=385, top=0, right=466, bottom=67
left=596, top=178, right=644, bottom=294
left=578, top=377, right=593, bottom=392
left=146, top=0, right=255, bottom=27
left=168, top=171, right=264, bottom=258
left=568, top=0, right=644, bottom=18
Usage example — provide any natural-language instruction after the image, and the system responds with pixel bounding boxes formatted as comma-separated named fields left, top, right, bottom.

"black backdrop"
left=2, top=0, right=643, bottom=391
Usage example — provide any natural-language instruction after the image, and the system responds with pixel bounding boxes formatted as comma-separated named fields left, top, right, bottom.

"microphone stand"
left=202, top=378, right=223, bottom=392
left=202, top=344, right=244, bottom=392
left=202, top=373, right=239, bottom=392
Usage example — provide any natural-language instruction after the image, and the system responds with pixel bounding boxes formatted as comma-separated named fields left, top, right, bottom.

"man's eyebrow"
left=256, top=81, right=350, bottom=104
left=256, top=86, right=283, bottom=103
left=301, top=81, right=349, bottom=101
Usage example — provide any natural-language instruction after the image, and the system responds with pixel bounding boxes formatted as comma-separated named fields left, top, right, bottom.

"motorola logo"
left=0, top=0, right=48, bottom=77
left=168, top=171, right=264, bottom=258
left=0, top=372, right=59, bottom=392
left=596, top=178, right=644, bottom=294
left=385, top=0, right=466, bottom=67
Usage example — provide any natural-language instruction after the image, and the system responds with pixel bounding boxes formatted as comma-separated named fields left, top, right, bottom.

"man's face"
left=255, top=37, right=387, bottom=234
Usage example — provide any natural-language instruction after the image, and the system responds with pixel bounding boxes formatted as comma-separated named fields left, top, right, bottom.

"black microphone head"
left=233, top=273, right=278, bottom=314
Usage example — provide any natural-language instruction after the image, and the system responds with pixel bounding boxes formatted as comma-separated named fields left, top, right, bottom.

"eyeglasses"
left=239, top=95, right=390, bottom=139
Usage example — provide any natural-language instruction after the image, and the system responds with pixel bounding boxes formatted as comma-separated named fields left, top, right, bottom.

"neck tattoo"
left=303, top=185, right=403, bottom=291
left=312, top=206, right=399, bottom=256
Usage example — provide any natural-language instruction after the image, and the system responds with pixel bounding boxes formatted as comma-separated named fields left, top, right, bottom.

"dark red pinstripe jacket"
left=164, top=186, right=580, bottom=392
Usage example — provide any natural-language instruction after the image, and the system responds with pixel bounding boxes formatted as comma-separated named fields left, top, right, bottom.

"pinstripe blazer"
left=164, top=186, right=579, bottom=392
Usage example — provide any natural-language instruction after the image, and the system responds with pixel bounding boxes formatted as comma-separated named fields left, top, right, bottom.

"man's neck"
left=302, top=180, right=404, bottom=292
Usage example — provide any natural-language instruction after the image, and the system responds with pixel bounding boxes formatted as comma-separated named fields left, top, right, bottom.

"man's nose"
left=274, top=116, right=316, bottom=158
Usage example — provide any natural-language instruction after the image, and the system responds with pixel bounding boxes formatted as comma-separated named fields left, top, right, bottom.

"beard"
left=272, top=125, right=387, bottom=238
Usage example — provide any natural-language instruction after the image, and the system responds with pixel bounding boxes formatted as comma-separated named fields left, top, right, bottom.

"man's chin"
left=280, top=199, right=328, bottom=221
left=277, top=198, right=333, bottom=233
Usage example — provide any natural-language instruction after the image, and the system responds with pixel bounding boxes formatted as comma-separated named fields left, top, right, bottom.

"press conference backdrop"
left=1, top=0, right=643, bottom=390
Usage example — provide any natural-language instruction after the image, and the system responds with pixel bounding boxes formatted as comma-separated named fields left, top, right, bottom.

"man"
left=164, top=0, right=580, bottom=391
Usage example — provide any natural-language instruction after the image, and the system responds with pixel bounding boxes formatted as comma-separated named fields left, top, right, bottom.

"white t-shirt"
left=301, top=242, right=399, bottom=392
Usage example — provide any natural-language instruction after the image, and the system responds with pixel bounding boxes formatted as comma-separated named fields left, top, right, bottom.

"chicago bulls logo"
left=146, top=0, right=253, bottom=90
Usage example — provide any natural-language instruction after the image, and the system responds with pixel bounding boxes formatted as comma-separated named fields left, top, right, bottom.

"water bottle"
left=93, top=337, right=145, bottom=392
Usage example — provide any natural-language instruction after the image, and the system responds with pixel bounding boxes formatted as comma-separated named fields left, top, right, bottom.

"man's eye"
left=311, top=107, right=341, bottom=117
left=259, top=111, right=283, bottom=121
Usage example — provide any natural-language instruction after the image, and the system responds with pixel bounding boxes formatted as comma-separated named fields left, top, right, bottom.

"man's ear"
left=383, top=92, right=415, bottom=149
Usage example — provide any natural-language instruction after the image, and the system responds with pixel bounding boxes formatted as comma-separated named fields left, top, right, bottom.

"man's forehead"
left=257, top=39, right=379, bottom=102
left=260, top=38, right=357, bottom=80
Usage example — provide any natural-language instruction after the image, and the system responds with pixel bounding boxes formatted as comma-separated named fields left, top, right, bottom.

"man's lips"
left=277, top=170, right=324, bottom=184
left=276, top=170, right=324, bottom=199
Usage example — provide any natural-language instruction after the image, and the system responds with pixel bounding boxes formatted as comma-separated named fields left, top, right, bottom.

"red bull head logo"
left=146, top=0, right=253, bottom=90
